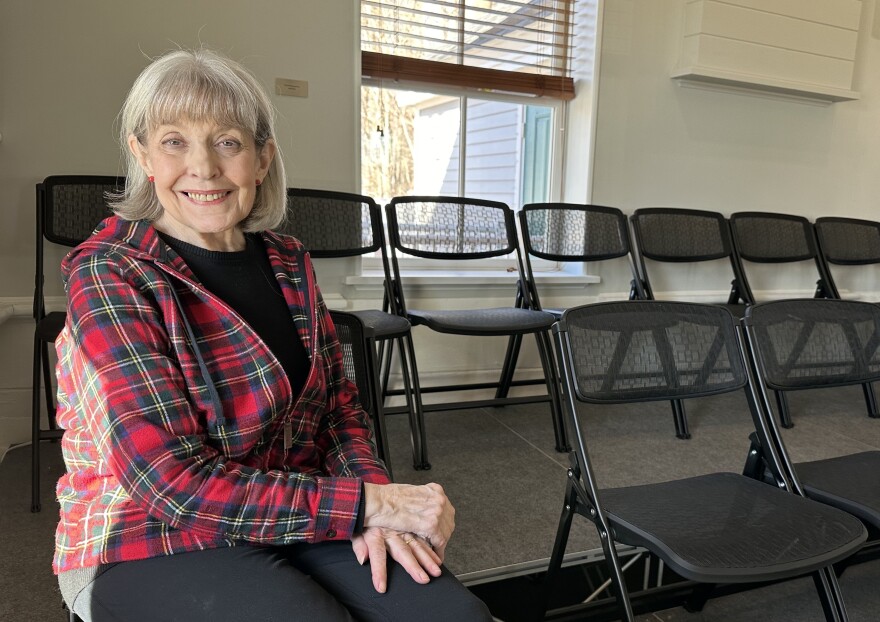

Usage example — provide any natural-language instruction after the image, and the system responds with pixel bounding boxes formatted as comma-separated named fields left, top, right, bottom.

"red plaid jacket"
left=53, top=216, right=390, bottom=573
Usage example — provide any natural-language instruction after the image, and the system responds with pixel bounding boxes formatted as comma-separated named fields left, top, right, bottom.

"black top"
left=160, top=232, right=310, bottom=398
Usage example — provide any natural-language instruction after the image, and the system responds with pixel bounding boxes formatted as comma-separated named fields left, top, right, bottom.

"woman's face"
left=129, top=118, right=275, bottom=251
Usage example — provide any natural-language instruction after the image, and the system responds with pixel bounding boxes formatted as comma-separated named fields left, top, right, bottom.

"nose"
left=186, top=142, right=220, bottom=179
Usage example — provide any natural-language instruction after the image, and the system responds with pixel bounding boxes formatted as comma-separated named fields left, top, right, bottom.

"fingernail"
left=356, top=551, right=365, bottom=565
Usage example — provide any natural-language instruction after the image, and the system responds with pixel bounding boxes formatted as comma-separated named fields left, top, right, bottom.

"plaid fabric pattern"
left=53, top=217, right=390, bottom=573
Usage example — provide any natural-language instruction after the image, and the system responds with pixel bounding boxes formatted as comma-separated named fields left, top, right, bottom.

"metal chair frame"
left=32, top=175, right=123, bottom=512
left=731, top=212, right=878, bottom=427
left=544, top=300, right=865, bottom=622
left=518, top=203, right=645, bottom=315
left=814, top=216, right=880, bottom=300
left=384, top=195, right=568, bottom=454
left=283, top=188, right=429, bottom=469
left=329, top=310, right=393, bottom=479
left=741, top=298, right=880, bottom=568
left=629, top=207, right=750, bottom=439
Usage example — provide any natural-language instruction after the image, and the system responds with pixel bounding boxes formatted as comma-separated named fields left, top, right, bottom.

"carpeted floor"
left=3, top=385, right=880, bottom=620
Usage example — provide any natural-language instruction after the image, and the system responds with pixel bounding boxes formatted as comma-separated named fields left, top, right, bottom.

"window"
left=362, top=87, right=557, bottom=208
left=359, top=0, right=597, bottom=275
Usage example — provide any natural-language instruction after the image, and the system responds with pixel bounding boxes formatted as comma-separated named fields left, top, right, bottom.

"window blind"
left=361, top=0, right=579, bottom=100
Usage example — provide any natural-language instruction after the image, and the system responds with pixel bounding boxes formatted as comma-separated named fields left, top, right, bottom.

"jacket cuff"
left=311, top=476, right=363, bottom=542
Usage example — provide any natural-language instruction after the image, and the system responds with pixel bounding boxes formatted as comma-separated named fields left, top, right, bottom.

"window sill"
left=343, top=270, right=599, bottom=300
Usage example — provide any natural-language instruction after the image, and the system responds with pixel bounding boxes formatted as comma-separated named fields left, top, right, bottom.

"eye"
left=217, top=139, right=242, bottom=150
left=161, top=138, right=184, bottom=148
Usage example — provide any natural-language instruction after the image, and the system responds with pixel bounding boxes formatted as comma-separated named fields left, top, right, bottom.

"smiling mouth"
left=183, top=191, right=232, bottom=202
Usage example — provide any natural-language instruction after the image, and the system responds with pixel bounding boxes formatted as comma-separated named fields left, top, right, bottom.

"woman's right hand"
left=363, top=482, right=455, bottom=560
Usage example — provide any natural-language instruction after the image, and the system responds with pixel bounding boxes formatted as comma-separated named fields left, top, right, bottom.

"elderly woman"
left=53, top=49, right=491, bottom=621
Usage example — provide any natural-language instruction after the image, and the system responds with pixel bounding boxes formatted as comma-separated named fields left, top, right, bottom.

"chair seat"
left=349, top=309, right=411, bottom=339
left=407, top=307, right=555, bottom=336
left=797, top=451, right=880, bottom=529
left=36, top=311, right=66, bottom=342
left=600, top=472, right=866, bottom=584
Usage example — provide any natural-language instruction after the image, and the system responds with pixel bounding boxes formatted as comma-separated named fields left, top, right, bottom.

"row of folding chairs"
left=31, top=177, right=880, bottom=506
left=518, top=204, right=880, bottom=439
left=543, top=297, right=880, bottom=621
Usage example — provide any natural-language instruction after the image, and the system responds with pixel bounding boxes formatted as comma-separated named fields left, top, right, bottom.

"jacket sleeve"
left=59, top=253, right=364, bottom=544
left=310, top=281, right=392, bottom=485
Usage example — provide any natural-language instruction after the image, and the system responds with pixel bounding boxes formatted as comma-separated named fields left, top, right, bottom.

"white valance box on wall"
left=671, top=0, right=863, bottom=103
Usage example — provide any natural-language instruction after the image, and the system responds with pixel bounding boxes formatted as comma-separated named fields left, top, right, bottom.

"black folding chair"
left=282, top=188, right=428, bottom=469
left=329, top=310, right=392, bottom=479
left=627, top=208, right=749, bottom=439
left=385, top=196, right=567, bottom=454
left=742, top=298, right=880, bottom=562
left=732, top=212, right=878, bottom=426
left=729, top=211, right=833, bottom=302
left=630, top=207, right=749, bottom=314
left=518, top=203, right=644, bottom=317
left=32, top=175, right=124, bottom=512
left=544, top=300, right=866, bottom=622
left=814, top=216, right=880, bottom=300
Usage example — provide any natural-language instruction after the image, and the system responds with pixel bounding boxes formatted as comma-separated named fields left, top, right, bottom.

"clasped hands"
left=352, top=482, right=455, bottom=593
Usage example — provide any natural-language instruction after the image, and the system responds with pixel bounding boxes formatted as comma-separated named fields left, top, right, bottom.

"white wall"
left=586, top=0, right=880, bottom=302
left=0, top=0, right=360, bottom=447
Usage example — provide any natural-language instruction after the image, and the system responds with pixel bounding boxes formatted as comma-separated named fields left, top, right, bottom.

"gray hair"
left=111, top=49, right=286, bottom=231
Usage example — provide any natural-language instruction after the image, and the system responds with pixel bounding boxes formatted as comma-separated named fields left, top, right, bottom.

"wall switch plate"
left=275, top=78, right=309, bottom=98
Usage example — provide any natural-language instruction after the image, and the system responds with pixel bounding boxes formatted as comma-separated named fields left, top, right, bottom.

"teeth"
left=187, top=192, right=226, bottom=202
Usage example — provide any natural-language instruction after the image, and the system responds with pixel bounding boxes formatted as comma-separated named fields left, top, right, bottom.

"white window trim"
left=344, top=263, right=599, bottom=300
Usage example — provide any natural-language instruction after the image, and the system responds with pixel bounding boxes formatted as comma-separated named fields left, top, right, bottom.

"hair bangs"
left=145, top=64, right=259, bottom=139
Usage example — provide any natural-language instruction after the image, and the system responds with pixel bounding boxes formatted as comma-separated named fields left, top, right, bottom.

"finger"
left=364, top=529, right=389, bottom=593
left=408, top=538, right=442, bottom=577
left=387, top=535, right=431, bottom=585
left=351, top=534, right=368, bottom=565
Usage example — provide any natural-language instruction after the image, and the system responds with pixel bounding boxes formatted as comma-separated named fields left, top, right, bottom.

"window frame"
left=360, top=79, right=566, bottom=274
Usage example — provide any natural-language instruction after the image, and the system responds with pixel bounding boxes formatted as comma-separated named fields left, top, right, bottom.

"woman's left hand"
left=351, top=527, right=443, bottom=593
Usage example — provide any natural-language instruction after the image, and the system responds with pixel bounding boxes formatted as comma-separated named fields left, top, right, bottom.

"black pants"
left=70, top=542, right=493, bottom=621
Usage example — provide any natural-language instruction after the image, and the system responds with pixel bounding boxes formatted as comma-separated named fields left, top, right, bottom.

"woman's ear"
left=257, top=139, right=276, bottom=178
left=127, top=134, right=152, bottom=176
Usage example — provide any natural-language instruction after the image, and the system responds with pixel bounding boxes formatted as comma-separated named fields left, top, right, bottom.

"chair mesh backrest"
left=521, top=203, right=630, bottom=261
left=631, top=208, right=732, bottom=261
left=42, top=176, right=124, bottom=246
left=815, top=217, right=880, bottom=265
left=730, top=212, right=817, bottom=263
left=387, top=197, right=515, bottom=259
left=746, top=299, right=880, bottom=391
left=281, top=189, right=379, bottom=257
left=561, top=301, right=746, bottom=403
left=329, top=312, right=376, bottom=416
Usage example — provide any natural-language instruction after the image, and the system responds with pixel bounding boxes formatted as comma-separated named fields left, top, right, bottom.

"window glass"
left=362, top=86, right=552, bottom=207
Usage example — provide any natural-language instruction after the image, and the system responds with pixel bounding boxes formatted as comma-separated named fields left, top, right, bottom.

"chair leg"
left=776, top=390, right=794, bottom=428
left=398, top=334, right=430, bottom=470
left=535, top=330, right=568, bottom=452
left=495, top=334, right=522, bottom=399
left=542, top=476, right=578, bottom=620
left=671, top=400, right=691, bottom=440
left=41, top=341, right=57, bottom=429
left=811, top=566, right=850, bottom=621
left=378, top=337, right=394, bottom=401
left=863, top=382, right=879, bottom=418
left=32, top=334, right=43, bottom=513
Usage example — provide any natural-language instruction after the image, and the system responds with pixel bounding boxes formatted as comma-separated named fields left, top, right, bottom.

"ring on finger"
left=402, top=534, right=416, bottom=545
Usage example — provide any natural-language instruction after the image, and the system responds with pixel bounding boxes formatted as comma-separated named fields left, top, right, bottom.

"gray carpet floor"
left=3, top=384, right=880, bottom=620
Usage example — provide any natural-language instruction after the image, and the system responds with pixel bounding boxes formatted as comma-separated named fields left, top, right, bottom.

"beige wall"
left=0, top=0, right=360, bottom=446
